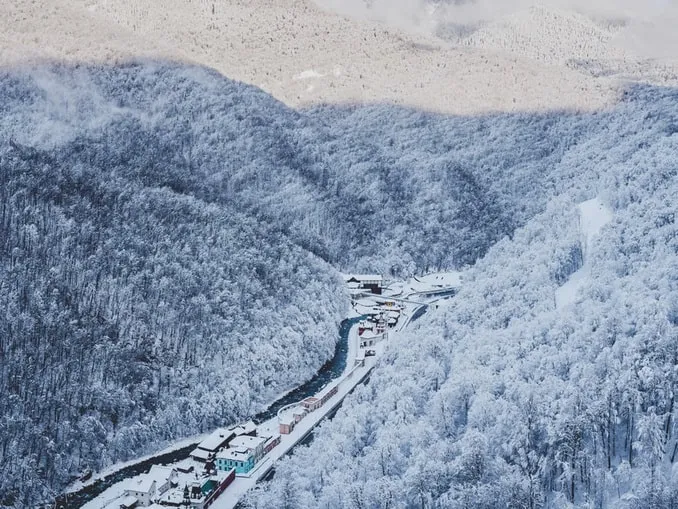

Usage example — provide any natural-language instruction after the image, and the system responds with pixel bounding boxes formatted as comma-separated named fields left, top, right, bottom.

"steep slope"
left=555, top=197, right=613, bottom=309
left=0, top=63, right=348, bottom=507
left=0, top=59, right=637, bottom=507
left=0, top=59, right=595, bottom=507
left=433, top=3, right=678, bottom=86
left=248, top=84, right=678, bottom=508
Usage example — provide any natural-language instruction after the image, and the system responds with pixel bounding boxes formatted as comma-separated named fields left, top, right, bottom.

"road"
left=70, top=277, right=460, bottom=509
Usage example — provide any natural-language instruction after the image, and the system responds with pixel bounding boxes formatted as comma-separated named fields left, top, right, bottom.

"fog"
left=314, top=0, right=678, bottom=60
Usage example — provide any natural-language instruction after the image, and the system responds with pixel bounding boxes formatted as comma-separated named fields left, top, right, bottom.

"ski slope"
left=555, top=197, right=613, bottom=309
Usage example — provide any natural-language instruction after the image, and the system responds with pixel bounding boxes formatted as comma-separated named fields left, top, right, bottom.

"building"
left=228, top=420, right=257, bottom=437
left=302, top=397, right=322, bottom=412
left=344, top=274, right=383, bottom=295
left=229, top=434, right=267, bottom=462
left=146, top=466, right=178, bottom=496
left=320, top=386, right=338, bottom=406
left=279, top=414, right=296, bottom=435
left=293, top=407, right=307, bottom=423
left=216, top=446, right=255, bottom=474
left=123, top=476, right=156, bottom=507
left=202, top=470, right=236, bottom=507
left=119, top=496, right=138, bottom=509
left=262, top=434, right=281, bottom=454
left=154, top=469, right=235, bottom=509
left=360, top=331, right=386, bottom=348
left=358, top=321, right=373, bottom=335
left=190, top=428, right=235, bottom=462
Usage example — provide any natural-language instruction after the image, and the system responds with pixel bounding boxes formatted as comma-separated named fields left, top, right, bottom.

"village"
left=77, top=272, right=461, bottom=509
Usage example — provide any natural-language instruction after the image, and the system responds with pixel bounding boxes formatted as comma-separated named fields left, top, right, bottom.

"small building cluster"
left=215, top=433, right=280, bottom=475
left=279, top=387, right=339, bottom=435
left=344, top=274, right=384, bottom=297
left=357, top=300, right=402, bottom=349
left=187, top=421, right=280, bottom=476
left=150, top=467, right=235, bottom=509
left=119, top=420, right=281, bottom=508
left=120, top=462, right=236, bottom=509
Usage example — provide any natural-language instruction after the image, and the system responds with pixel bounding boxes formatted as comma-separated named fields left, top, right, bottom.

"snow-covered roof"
left=126, top=475, right=156, bottom=494
left=412, top=272, right=462, bottom=290
left=229, top=420, right=257, bottom=436
left=190, top=447, right=213, bottom=460
left=360, top=331, right=384, bottom=340
left=343, top=274, right=383, bottom=282
left=262, top=433, right=281, bottom=444
left=279, top=413, right=295, bottom=426
left=119, top=495, right=139, bottom=508
left=217, top=446, right=253, bottom=462
left=147, top=465, right=175, bottom=486
left=197, top=428, right=233, bottom=451
left=229, top=434, right=266, bottom=450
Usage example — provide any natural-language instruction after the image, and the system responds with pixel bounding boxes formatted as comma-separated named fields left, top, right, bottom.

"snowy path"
left=555, top=197, right=613, bottom=309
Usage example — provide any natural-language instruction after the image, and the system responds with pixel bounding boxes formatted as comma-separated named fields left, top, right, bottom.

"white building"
left=343, top=274, right=383, bottom=294
left=146, top=465, right=178, bottom=496
left=360, top=331, right=386, bottom=348
left=190, top=428, right=234, bottom=462
left=123, top=476, right=156, bottom=507
left=229, top=434, right=267, bottom=461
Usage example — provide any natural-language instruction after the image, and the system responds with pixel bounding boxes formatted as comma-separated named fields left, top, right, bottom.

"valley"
left=0, top=1, right=677, bottom=508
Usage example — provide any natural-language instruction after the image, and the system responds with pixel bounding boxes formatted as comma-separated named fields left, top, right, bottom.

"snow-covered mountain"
left=0, top=0, right=619, bottom=114
left=1, top=1, right=678, bottom=508
left=249, top=83, right=678, bottom=509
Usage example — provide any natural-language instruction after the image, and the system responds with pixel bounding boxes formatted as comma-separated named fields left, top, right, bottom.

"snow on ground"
left=555, top=197, right=613, bottom=309
left=579, top=197, right=614, bottom=256
left=80, top=288, right=424, bottom=509
left=413, top=272, right=463, bottom=291
left=293, top=69, right=325, bottom=80
left=383, top=271, right=463, bottom=298
left=65, top=433, right=206, bottom=495
left=81, top=318, right=368, bottom=509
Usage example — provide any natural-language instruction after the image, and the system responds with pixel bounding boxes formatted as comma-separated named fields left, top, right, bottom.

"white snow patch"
left=578, top=197, right=614, bottom=257
left=293, top=69, right=325, bottom=80
left=555, top=198, right=613, bottom=309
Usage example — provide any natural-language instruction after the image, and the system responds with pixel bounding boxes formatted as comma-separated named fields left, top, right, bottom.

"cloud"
left=313, top=0, right=678, bottom=60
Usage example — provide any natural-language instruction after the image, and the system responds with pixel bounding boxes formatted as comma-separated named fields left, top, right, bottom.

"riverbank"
left=55, top=317, right=360, bottom=509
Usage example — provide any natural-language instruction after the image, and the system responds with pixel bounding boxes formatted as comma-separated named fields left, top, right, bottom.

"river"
left=54, top=316, right=362, bottom=509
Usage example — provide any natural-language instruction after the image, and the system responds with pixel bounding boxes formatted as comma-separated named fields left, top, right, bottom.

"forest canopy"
left=1, top=62, right=676, bottom=507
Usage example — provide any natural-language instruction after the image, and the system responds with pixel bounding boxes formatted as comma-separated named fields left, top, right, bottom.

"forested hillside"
left=247, top=85, right=678, bottom=509
left=0, top=64, right=349, bottom=507
left=2, top=61, right=675, bottom=508
left=3, top=63, right=588, bottom=272
left=0, top=61, right=567, bottom=506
